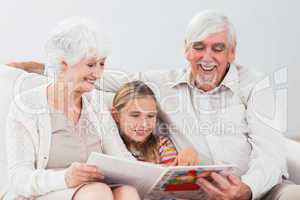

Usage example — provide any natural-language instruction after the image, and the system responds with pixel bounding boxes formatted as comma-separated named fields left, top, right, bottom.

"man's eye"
left=192, top=43, right=205, bottom=51
left=212, top=43, right=226, bottom=52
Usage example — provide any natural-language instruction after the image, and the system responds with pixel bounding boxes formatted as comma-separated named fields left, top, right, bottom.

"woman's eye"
left=87, top=64, right=94, bottom=67
left=130, top=114, right=139, bottom=117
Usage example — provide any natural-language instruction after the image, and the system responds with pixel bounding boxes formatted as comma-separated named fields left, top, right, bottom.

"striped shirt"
left=158, top=136, right=178, bottom=164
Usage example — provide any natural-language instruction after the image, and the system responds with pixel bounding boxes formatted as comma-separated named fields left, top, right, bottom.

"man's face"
left=185, top=31, right=235, bottom=92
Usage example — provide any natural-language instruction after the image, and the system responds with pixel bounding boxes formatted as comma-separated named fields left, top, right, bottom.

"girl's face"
left=62, top=56, right=105, bottom=93
left=115, top=96, right=158, bottom=143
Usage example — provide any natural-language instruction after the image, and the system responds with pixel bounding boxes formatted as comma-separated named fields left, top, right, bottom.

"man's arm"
left=96, top=69, right=142, bottom=92
left=241, top=80, right=288, bottom=199
left=197, top=72, right=287, bottom=200
left=6, top=61, right=45, bottom=74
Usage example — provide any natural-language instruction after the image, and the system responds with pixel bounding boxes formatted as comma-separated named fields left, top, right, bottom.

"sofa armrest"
left=285, top=138, right=300, bottom=184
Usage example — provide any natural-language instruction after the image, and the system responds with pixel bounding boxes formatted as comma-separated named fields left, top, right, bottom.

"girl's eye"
left=147, top=114, right=156, bottom=118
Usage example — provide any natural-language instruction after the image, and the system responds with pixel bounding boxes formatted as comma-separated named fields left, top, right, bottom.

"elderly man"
left=9, top=10, right=300, bottom=200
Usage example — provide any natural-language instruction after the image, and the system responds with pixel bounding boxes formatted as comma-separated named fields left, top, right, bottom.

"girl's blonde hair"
left=112, top=81, right=160, bottom=163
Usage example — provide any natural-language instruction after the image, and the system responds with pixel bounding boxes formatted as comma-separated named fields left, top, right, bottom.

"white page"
left=87, top=152, right=166, bottom=197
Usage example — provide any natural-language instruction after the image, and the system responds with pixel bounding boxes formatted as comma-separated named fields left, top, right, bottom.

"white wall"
left=0, top=0, right=299, bottom=138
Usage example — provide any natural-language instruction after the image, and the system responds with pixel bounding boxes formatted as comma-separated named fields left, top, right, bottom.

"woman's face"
left=62, top=56, right=105, bottom=93
left=116, top=96, right=158, bottom=143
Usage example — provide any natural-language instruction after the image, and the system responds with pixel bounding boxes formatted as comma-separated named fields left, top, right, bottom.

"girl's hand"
left=177, top=146, right=200, bottom=166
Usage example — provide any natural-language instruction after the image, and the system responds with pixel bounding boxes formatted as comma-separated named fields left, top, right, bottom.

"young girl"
left=112, top=81, right=199, bottom=166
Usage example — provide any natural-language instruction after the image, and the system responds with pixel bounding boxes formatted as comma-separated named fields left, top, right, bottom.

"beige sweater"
left=4, top=82, right=133, bottom=199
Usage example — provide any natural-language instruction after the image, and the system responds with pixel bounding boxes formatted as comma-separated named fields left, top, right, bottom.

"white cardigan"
left=4, top=82, right=133, bottom=199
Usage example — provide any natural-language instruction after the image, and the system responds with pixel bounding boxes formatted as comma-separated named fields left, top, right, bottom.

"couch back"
left=0, top=65, right=46, bottom=190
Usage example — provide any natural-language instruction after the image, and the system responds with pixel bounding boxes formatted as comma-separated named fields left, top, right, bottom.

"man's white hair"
left=44, top=16, right=110, bottom=74
left=184, top=10, right=236, bottom=49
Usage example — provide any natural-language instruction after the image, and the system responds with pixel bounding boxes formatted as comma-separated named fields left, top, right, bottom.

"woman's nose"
left=93, top=66, right=103, bottom=79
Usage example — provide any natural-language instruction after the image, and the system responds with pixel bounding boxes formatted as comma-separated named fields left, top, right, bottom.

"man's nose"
left=202, top=48, right=213, bottom=61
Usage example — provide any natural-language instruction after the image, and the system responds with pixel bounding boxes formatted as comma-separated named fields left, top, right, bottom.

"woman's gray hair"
left=44, top=16, right=110, bottom=75
left=184, top=10, right=236, bottom=50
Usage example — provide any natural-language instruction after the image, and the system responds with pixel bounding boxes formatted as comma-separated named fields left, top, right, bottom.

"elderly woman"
left=4, top=17, right=140, bottom=200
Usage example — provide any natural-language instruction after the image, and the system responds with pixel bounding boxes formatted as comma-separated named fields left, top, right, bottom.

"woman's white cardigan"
left=4, top=83, right=132, bottom=199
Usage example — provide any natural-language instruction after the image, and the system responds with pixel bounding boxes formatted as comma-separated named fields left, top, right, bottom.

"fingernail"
left=197, top=178, right=203, bottom=183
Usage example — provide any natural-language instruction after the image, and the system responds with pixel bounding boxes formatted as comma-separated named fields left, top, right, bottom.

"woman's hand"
left=176, top=146, right=200, bottom=166
left=64, top=162, right=105, bottom=188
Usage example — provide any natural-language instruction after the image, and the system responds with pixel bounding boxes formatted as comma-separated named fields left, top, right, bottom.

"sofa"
left=0, top=64, right=299, bottom=196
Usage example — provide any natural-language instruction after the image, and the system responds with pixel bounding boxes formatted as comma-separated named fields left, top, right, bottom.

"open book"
left=87, top=152, right=238, bottom=200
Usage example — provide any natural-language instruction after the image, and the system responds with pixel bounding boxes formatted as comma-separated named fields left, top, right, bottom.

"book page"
left=87, top=152, right=166, bottom=197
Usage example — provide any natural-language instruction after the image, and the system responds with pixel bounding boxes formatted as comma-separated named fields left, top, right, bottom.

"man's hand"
left=65, top=162, right=104, bottom=188
left=197, top=172, right=252, bottom=200
left=176, top=146, right=200, bottom=166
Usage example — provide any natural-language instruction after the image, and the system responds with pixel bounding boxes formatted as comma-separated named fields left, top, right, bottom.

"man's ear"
left=184, top=45, right=192, bottom=62
left=111, top=107, right=120, bottom=123
left=228, top=45, right=236, bottom=63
